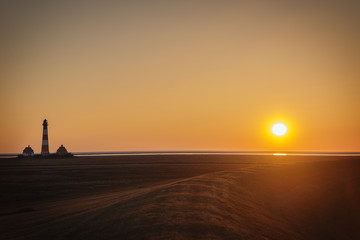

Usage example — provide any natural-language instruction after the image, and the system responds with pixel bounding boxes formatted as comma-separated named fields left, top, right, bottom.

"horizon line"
left=1, top=150, right=360, bottom=157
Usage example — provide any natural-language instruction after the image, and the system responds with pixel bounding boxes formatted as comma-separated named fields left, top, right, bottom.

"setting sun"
left=272, top=123, right=287, bottom=136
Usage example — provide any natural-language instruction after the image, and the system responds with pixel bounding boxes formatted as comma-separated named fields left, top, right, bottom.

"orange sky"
left=1, top=1, right=359, bottom=153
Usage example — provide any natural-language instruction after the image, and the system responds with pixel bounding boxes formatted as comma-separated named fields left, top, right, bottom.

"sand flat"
left=0, top=155, right=359, bottom=239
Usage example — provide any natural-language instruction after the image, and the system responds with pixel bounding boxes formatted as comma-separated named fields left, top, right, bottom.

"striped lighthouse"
left=41, top=119, right=49, bottom=156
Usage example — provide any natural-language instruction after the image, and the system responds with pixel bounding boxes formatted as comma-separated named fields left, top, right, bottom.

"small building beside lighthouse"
left=22, top=145, right=34, bottom=157
left=56, top=145, right=68, bottom=155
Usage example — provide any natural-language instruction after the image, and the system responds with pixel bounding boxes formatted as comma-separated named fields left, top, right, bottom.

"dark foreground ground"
left=0, top=154, right=359, bottom=240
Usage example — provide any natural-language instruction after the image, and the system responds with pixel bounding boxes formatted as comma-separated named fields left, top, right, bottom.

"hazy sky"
left=1, top=0, right=359, bottom=153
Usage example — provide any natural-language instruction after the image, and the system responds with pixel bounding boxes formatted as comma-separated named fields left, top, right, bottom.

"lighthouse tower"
left=41, top=119, right=49, bottom=156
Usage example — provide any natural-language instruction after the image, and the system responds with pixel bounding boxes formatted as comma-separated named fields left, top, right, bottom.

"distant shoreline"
left=1, top=150, right=360, bottom=158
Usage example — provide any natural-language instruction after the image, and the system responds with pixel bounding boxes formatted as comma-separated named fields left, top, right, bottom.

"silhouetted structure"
left=18, top=119, right=73, bottom=159
left=41, top=119, right=49, bottom=156
left=56, top=145, right=68, bottom=155
left=22, top=145, right=34, bottom=157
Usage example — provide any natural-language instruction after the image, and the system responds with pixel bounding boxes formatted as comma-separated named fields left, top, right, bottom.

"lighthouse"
left=41, top=119, right=49, bottom=156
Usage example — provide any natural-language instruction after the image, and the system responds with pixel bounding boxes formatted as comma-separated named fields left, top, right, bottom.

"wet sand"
left=0, top=155, right=359, bottom=239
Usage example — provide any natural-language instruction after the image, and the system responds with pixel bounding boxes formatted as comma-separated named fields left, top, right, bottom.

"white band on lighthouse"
left=43, top=129, right=47, bottom=135
left=42, top=140, right=48, bottom=145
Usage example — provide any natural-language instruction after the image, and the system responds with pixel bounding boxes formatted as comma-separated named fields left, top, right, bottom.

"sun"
left=272, top=123, right=287, bottom=136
